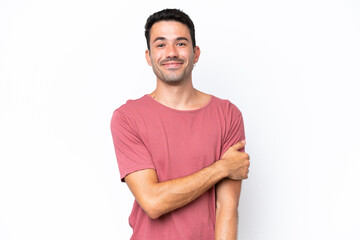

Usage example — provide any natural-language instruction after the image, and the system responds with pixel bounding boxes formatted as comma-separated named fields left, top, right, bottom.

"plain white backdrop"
left=1, top=0, right=359, bottom=239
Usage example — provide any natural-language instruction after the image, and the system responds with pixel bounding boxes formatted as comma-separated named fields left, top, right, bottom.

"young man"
left=111, top=9, right=250, bottom=240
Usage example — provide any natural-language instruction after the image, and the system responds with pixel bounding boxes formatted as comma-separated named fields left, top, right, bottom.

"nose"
left=166, top=44, right=179, bottom=58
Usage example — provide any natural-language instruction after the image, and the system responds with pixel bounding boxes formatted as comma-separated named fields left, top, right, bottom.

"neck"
left=151, top=77, right=198, bottom=110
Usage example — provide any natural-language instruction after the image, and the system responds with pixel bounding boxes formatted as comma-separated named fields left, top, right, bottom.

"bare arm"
left=215, top=179, right=242, bottom=240
left=124, top=141, right=249, bottom=219
left=215, top=141, right=248, bottom=239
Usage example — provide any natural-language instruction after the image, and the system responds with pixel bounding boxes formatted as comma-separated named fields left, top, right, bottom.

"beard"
left=152, top=57, right=194, bottom=85
left=155, top=69, right=187, bottom=85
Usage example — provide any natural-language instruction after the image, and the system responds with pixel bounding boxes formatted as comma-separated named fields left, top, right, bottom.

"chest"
left=140, top=111, right=225, bottom=181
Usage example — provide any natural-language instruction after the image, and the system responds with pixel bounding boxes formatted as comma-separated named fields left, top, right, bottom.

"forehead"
left=149, top=20, right=191, bottom=41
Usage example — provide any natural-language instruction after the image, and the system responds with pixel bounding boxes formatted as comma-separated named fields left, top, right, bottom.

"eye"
left=157, top=44, right=165, bottom=48
left=177, top=42, right=186, bottom=46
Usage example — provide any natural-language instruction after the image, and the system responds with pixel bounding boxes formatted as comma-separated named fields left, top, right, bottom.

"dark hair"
left=145, top=9, right=196, bottom=50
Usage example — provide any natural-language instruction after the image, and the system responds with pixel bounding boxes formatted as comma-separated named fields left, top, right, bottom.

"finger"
left=232, top=140, right=246, bottom=150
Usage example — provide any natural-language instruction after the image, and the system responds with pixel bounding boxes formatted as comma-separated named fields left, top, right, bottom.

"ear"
left=193, top=46, right=200, bottom=64
left=145, top=49, right=152, bottom=66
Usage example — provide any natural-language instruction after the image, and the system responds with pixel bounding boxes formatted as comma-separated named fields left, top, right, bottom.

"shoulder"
left=112, top=95, right=154, bottom=121
left=114, top=95, right=150, bottom=114
left=210, top=95, right=242, bottom=117
left=111, top=95, right=152, bottom=129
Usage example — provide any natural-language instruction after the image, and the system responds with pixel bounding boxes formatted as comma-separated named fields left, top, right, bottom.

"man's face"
left=145, top=21, right=200, bottom=85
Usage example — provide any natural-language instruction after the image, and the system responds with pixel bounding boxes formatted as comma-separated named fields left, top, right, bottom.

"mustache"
left=160, top=58, right=185, bottom=65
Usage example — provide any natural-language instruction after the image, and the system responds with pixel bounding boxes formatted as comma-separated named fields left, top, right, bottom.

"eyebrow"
left=176, top=37, right=190, bottom=42
left=153, top=37, right=190, bottom=43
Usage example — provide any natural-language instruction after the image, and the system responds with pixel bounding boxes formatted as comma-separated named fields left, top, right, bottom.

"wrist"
left=213, top=160, right=229, bottom=179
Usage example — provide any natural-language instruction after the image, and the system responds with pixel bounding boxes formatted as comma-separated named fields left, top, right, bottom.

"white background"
left=1, top=0, right=359, bottom=239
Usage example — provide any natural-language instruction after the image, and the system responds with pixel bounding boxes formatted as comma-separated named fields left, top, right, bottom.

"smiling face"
left=145, top=21, right=200, bottom=85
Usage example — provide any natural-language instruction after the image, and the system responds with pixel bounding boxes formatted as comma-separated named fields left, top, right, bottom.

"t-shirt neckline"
left=145, top=94, right=214, bottom=113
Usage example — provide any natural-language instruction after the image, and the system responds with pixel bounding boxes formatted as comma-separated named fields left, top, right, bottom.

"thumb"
left=232, top=140, right=246, bottom=150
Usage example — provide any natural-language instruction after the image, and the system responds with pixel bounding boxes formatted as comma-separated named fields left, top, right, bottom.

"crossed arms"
left=125, top=141, right=250, bottom=240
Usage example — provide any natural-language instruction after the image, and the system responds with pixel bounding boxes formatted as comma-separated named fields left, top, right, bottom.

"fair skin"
left=125, top=20, right=250, bottom=239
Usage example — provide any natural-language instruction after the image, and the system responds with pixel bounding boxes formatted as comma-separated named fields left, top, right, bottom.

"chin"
left=160, top=78, right=184, bottom=85
left=157, top=72, right=187, bottom=84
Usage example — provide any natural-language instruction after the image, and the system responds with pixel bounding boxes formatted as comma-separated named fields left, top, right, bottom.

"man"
left=111, top=9, right=250, bottom=240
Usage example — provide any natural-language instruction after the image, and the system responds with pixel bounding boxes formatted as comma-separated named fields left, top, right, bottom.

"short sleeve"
left=111, top=109, right=155, bottom=182
left=220, top=103, right=246, bottom=158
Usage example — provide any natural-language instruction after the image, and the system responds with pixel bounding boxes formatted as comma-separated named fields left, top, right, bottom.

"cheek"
left=151, top=53, right=161, bottom=63
left=188, top=53, right=196, bottom=63
left=148, top=54, right=158, bottom=65
left=152, top=57, right=160, bottom=66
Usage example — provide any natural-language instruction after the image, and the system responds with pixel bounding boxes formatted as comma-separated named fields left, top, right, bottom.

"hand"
left=220, top=141, right=250, bottom=180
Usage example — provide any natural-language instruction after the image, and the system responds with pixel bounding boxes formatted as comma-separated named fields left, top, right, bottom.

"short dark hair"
left=145, top=9, right=196, bottom=50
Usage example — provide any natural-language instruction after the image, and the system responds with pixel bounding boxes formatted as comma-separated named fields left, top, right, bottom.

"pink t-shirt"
left=111, top=94, right=245, bottom=240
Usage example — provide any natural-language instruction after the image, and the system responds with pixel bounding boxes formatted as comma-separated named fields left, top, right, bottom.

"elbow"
left=144, top=208, right=162, bottom=220
left=147, top=212, right=161, bottom=220
left=141, top=198, right=164, bottom=220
